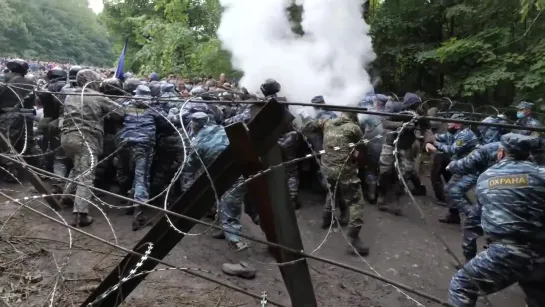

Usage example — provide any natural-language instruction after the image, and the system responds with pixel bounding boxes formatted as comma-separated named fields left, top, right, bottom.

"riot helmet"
left=46, top=67, right=68, bottom=82
left=260, top=79, right=281, bottom=97
left=101, top=78, right=124, bottom=95
left=68, top=65, right=83, bottom=84
left=6, top=59, right=29, bottom=75
left=123, top=78, right=141, bottom=95
left=149, top=81, right=162, bottom=97
left=25, top=73, right=37, bottom=83
left=76, top=69, right=102, bottom=91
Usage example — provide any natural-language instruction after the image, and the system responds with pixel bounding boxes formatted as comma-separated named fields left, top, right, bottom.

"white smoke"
left=217, top=0, right=376, bottom=114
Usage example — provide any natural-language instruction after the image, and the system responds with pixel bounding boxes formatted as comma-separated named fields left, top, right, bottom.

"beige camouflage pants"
left=324, top=165, right=364, bottom=228
left=61, top=131, right=101, bottom=214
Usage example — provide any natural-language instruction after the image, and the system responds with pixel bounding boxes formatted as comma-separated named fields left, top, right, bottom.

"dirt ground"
left=0, top=178, right=526, bottom=307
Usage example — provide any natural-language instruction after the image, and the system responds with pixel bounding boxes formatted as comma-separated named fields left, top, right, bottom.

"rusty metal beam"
left=225, top=124, right=317, bottom=307
left=0, top=132, right=62, bottom=210
left=81, top=98, right=293, bottom=307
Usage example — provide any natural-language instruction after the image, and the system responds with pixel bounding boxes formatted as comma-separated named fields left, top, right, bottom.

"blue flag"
left=115, top=38, right=128, bottom=80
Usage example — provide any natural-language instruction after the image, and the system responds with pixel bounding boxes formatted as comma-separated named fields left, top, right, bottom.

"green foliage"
left=102, top=0, right=234, bottom=78
left=371, top=0, right=545, bottom=107
left=0, top=0, right=115, bottom=66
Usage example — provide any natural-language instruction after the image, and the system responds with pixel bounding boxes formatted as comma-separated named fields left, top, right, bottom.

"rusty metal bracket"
left=0, top=132, right=62, bottom=210
left=82, top=98, right=293, bottom=306
left=225, top=122, right=317, bottom=307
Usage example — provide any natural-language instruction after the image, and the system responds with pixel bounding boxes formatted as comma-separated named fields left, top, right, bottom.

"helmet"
left=134, top=84, right=152, bottom=97
left=46, top=67, right=67, bottom=81
left=190, top=86, right=207, bottom=96
left=6, top=59, right=29, bottom=75
left=76, top=69, right=102, bottom=91
left=25, top=73, right=37, bottom=83
left=160, top=82, right=176, bottom=95
left=124, top=72, right=134, bottom=79
left=123, top=78, right=141, bottom=95
left=68, top=65, right=83, bottom=83
left=100, top=78, right=124, bottom=95
left=149, top=81, right=162, bottom=97
left=450, top=113, right=467, bottom=121
left=220, top=92, right=234, bottom=100
left=260, top=78, right=281, bottom=97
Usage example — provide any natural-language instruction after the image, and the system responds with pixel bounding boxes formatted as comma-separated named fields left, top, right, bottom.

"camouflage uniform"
left=61, top=69, right=124, bottom=227
left=303, top=96, right=338, bottom=193
left=478, top=116, right=507, bottom=144
left=304, top=113, right=369, bottom=256
left=149, top=83, right=184, bottom=201
left=378, top=93, right=433, bottom=213
left=512, top=101, right=542, bottom=137
left=449, top=134, right=545, bottom=307
left=436, top=123, right=479, bottom=224
left=358, top=94, right=388, bottom=202
left=54, top=85, right=80, bottom=182
left=222, top=103, right=252, bottom=126
left=182, top=118, right=246, bottom=249
left=117, top=85, right=161, bottom=230
left=448, top=142, right=500, bottom=261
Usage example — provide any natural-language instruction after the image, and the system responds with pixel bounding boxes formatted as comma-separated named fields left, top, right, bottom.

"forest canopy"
left=103, top=0, right=545, bottom=107
left=0, top=0, right=115, bottom=66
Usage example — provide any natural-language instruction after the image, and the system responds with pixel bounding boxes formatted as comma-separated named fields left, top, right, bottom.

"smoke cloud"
left=217, top=0, right=376, bottom=111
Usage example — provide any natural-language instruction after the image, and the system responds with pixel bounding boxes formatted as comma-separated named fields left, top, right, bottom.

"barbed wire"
left=0, top=80, right=527, bottom=306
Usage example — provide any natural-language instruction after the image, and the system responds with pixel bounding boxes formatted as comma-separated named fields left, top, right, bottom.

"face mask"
left=516, top=111, right=525, bottom=119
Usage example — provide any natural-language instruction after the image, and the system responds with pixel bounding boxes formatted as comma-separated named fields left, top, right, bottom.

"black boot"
left=212, top=230, right=226, bottom=239
left=292, top=197, right=302, bottom=210
left=439, top=209, right=461, bottom=224
left=411, top=184, right=427, bottom=196
left=367, top=183, right=377, bottom=204
left=377, top=192, right=388, bottom=212
left=338, top=207, right=349, bottom=226
left=132, top=207, right=149, bottom=231
left=408, top=172, right=427, bottom=196
left=346, top=226, right=369, bottom=256
left=321, top=211, right=333, bottom=229
left=71, top=213, right=93, bottom=227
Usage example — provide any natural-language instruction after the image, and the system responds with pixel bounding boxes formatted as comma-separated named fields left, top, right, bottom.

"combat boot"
left=338, top=207, right=349, bottom=226
left=321, top=211, right=333, bottom=229
left=132, top=207, right=148, bottom=231
left=292, top=197, right=302, bottom=210
left=71, top=213, right=93, bottom=227
left=366, top=183, right=377, bottom=204
left=377, top=193, right=388, bottom=212
left=408, top=172, right=427, bottom=196
left=346, top=226, right=369, bottom=256
left=439, top=210, right=461, bottom=225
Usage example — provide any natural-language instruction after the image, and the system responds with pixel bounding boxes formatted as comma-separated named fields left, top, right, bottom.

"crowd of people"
left=0, top=58, right=543, bottom=306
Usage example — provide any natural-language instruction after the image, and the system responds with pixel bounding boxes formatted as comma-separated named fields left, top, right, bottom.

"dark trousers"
left=430, top=152, right=451, bottom=203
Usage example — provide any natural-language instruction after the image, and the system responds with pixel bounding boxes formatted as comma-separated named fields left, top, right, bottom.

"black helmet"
left=260, top=78, right=281, bottom=97
left=149, top=81, right=162, bottom=97
left=123, top=78, right=141, bottom=95
left=46, top=67, right=67, bottom=81
left=100, top=78, right=124, bottom=95
left=68, top=65, right=83, bottom=82
left=6, top=59, right=29, bottom=75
